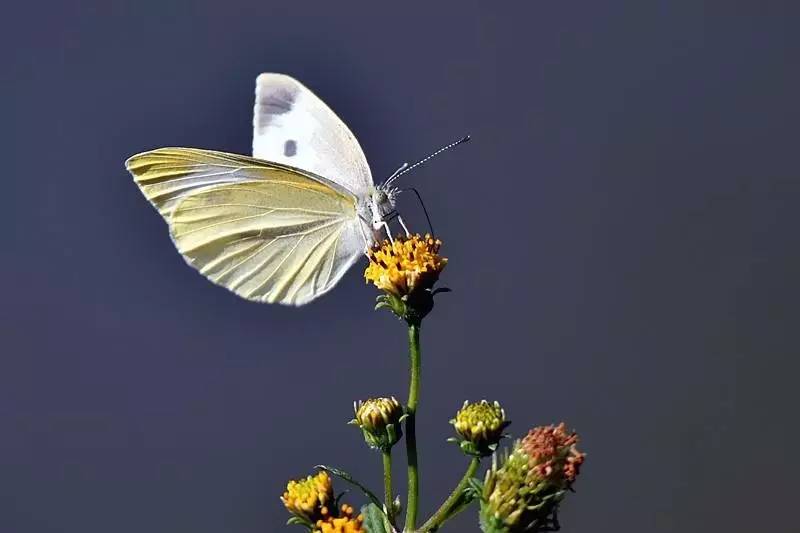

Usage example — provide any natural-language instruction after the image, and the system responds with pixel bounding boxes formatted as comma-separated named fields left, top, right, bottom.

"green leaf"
left=315, top=465, right=384, bottom=511
left=361, top=503, right=388, bottom=533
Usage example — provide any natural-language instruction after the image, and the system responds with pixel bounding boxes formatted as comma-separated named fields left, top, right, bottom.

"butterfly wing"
left=253, top=73, right=373, bottom=198
left=126, top=148, right=366, bottom=305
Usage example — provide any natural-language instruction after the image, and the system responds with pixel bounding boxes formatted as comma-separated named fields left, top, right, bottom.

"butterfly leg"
left=379, top=221, right=395, bottom=244
left=397, top=215, right=411, bottom=237
left=375, top=211, right=409, bottom=240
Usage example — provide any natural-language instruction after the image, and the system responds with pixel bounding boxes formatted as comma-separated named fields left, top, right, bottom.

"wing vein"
left=258, top=236, right=307, bottom=301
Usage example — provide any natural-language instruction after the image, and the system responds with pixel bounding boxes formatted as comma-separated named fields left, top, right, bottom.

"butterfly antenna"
left=400, top=187, right=436, bottom=236
left=384, top=135, right=470, bottom=186
left=386, top=162, right=409, bottom=183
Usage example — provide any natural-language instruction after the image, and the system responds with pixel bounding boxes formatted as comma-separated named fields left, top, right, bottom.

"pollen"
left=364, top=234, right=447, bottom=296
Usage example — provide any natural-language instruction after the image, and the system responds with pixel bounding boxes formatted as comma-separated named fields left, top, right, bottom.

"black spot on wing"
left=259, top=87, right=295, bottom=114
left=255, top=85, right=298, bottom=132
left=283, top=140, right=297, bottom=157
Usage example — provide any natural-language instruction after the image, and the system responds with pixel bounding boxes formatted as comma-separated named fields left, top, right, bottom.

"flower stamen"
left=365, top=233, right=447, bottom=297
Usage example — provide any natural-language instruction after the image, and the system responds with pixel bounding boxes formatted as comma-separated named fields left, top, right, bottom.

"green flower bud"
left=449, top=400, right=510, bottom=457
left=478, top=423, right=585, bottom=533
left=350, top=397, right=405, bottom=452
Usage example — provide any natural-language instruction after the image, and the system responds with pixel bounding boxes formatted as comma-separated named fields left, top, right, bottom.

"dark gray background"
left=2, top=2, right=798, bottom=532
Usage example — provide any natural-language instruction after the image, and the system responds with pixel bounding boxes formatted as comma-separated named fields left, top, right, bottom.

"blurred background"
left=2, top=2, right=799, bottom=532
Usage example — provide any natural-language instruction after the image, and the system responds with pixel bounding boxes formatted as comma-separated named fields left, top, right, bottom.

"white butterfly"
left=126, top=73, right=464, bottom=306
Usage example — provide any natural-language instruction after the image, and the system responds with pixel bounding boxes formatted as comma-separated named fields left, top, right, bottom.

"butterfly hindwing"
left=126, top=148, right=364, bottom=305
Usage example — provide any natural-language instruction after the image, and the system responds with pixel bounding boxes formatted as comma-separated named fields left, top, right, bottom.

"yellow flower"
left=450, top=400, right=510, bottom=456
left=365, top=234, right=447, bottom=297
left=281, top=471, right=333, bottom=523
left=313, top=504, right=365, bottom=533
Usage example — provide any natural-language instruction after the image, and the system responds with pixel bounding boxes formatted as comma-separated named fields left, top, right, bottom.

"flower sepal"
left=375, top=288, right=448, bottom=324
left=374, top=293, right=407, bottom=321
left=286, top=515, right=314, bottom=530
left=448, top=436, right=502, bottom=458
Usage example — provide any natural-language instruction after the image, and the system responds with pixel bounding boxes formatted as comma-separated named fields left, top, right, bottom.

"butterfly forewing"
left=253, top=73, right=373, bottom=198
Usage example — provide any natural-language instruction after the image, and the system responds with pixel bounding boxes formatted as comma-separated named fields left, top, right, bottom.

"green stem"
left=419, top=457, right=480, bottom=532
left=383, top=450, right=394, bottom=524
left=404, top=322, right=422, bottom=532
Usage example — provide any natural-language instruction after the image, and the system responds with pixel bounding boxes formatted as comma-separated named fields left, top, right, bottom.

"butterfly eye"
left=373, top=189, right=388, bottom=203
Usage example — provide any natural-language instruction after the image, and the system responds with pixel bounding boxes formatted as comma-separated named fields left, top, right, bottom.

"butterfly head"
left=369, top=185, right=399, bottom=230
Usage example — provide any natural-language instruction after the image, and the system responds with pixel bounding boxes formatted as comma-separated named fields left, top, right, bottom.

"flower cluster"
left=450, top=400, right=510, bottom=457
left=278, top=229, right=587, bottom=533
left=479, top=424, right=585, bottom=533
left=312, top=504, right=364, bottom=533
